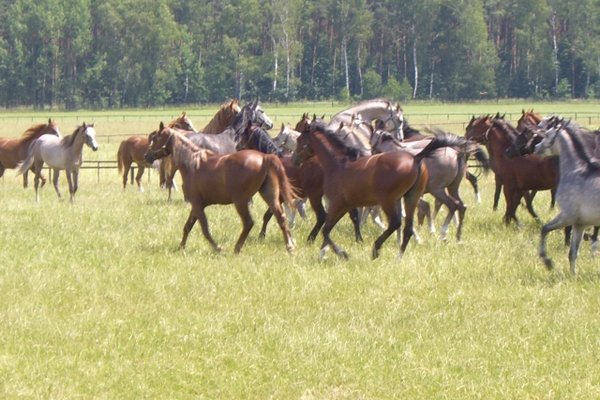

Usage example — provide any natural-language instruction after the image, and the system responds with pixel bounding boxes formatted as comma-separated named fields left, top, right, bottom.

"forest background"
left=0, top=0, right=598, bottom=109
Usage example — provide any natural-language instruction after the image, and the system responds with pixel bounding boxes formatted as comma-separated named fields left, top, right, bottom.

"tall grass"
left=1, top=103, right=600, bottom=398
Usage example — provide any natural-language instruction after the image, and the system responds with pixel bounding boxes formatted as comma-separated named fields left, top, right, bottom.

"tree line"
left=0, top=0, right=598, bottom=109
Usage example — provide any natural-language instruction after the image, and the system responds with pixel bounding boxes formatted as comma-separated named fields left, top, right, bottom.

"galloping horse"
left=534, top=119, right=600, bottom=273
left=236, top=121, right=363, bottom=243
left=117, top=112, right=194, bottom=191
left=144, top=125, right=295, bottom=254
left=292, top=120, right=473, bottom=260
left=371, top=126, right=479, bottom=241
left=0, top=119, right=61, bottom=187
left=17, top=123, right=98, bottom=202
left=201, top=99, right=241, bottom=134
left=466, top=115, right=558, bottom=226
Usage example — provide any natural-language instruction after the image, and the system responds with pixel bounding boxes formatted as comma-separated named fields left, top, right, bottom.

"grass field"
left=1, top=101, right=600, bottom=398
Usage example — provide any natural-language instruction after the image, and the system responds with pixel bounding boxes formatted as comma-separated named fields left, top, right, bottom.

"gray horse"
left=534, top=119, right=600, bottom=273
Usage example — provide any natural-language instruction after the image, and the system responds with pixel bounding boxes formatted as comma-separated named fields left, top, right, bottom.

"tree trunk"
left=412, top=37, right=418, bottom=99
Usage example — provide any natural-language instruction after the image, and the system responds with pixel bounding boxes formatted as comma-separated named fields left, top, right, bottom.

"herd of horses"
left=1, top=99, right=600, bottom=273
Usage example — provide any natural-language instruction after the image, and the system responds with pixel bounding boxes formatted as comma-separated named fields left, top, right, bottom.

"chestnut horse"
left=144, top=124, right=295, bottom=254
left=292, top=120, right=472, bottom=260
left=117, top=112, right=195, bottom=191
left=0, top=119, right=61, bottom=187
left=201, top=99, right=241, bottom=134
left=466, top=115, right=558, bottom=226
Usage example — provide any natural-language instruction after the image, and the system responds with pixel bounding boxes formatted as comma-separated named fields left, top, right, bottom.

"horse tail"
left=117, top=141, right=125, bottom=174
left=15, top=139, right=36, bottom=176
left=472, top=145, right=491, bottom=174
left=264, top=154, right=296, bottom=209
left=414, top=132, right=473, bottom=163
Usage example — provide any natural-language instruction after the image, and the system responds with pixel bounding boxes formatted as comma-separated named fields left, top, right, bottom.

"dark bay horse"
left=144, top=125, right=295, bottom=254
left=0, top=119, right=61, bottom=187
left=292, top=120, right=472, bottom=260
left=118, top=112, right=195, bottom=192
left=466, top=115, right=558, bottom=226
left=534, top=119, right=600, bottom=273
left=201, top=99, right=241, bottom=134
left=235, top=122, right=364, bottom=243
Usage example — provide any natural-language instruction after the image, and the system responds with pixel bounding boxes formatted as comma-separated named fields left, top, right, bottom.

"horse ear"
left=320, top=114, right=325, bottom=120
left=48, top=118, right=51, bottom=124
left=280, top=123, right=285, bottom=130
left=82, top=122, right=87, bottom=128
left=159, top=121, right=165, bottom=130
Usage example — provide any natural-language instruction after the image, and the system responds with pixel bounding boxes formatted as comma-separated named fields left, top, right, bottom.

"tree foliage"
left=0, top=0, right=598, bottom=108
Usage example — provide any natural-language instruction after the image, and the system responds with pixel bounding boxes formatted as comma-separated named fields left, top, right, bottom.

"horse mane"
left=61, top=125, right=83, bottom=148
left=170, top=130, right=210, bottom=171
left=21, top=123, right=52, bottom=141
left=491, top=117, right=519, bottom=140
left=249, top=126, right=281, bottom=156
left=560, top=123, right=600, bottom=173
left=310, top=120, right=363, bottom=161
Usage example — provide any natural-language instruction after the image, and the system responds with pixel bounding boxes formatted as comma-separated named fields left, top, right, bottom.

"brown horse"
left=118, top=112, right=195, bottom=192
left=0, top=119, right=61, bottom=187
left=235, top=121, right=363, bottom=243
left=516, top=109, right=542, bottom=133
left=292, top=120, right=471, bottom=260
left=144, top=124, right=296, bottom=254
left=465, top=115, right=558, bottom=226
left=201, top=99, right=241, bottom=134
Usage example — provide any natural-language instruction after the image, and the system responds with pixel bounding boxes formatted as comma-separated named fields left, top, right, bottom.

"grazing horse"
left=201, top=99, right=242, bottom=134
left=17, top=123, right=98, bottom=203
left=235, top=122, right=363, bottom=242
left=144, top=125, right=295, bottom=253
left=534, top=120, right=600, bottom=273
left=371, top=127, right=479, bottom=241
left=292, top=120, right=473, bottom=260
left=0, top=119, right=61, bottom=187
left=466, top=115, right=558, bottom=226
left=117, top=112, right=193, bottom=191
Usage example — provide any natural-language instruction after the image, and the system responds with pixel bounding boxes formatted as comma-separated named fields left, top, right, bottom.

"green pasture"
left=1, top=101, right=600, bottom=398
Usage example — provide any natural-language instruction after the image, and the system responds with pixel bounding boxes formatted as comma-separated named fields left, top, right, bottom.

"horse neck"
left=203, top=109, right=230, bottom=134
left=171, top=135, right=202, bottom=172
left=63, top=129, right=86, bottom=153
left=307, top=130, right=349, bottom=170
left=555, top=130, right=597, bottom=176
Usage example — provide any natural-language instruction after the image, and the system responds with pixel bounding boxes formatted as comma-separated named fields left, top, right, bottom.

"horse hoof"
left=339, top=250, right=349, bottom=260
left=543, top=258, right=554, bottom=270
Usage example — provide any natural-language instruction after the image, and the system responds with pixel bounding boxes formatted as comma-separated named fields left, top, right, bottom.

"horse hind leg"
left=568, top=225, right=585, bottom=274
left=52, top=168, right=62, bottom=200
left=233, top=200, right=255, bottom=254
left=258, top=184, right=295, bottom=252
left=135, top=165, right=145, bottom=192
left=372, top=202, right=402, bottom=260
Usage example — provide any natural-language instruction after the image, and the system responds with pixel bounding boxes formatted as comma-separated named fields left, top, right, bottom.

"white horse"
left=17, top=123, right=99, bottom=202
left=534, top=119, right=600, bottom=273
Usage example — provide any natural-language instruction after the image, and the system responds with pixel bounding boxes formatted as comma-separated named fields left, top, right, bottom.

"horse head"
left=145, top=121, right=174, bottom=163
left=81, top=122, right=98, bottom=151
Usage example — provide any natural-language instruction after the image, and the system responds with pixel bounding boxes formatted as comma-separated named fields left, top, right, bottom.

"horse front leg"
left=65, top=170, right=76, bottom=203
left=372, top=202, right=402, bottom=260
left=539, top=214, right=570, bottom=270
left=320, top=205, right=348, bottom=260
left=52, top=168, right=62, bottom=200
left=307, top=194, right=326, bottom=243
left=348, top=208, right=363, bottom=242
